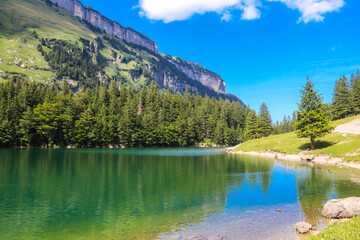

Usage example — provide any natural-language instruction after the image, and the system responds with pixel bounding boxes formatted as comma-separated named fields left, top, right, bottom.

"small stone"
left=295, top=222, right=312, bottom=234
left=208, top=235, right=229, bottom=240
left=186, top=235, right=208, bottom=240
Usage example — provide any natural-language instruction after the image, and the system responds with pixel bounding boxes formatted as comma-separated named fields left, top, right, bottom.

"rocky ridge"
left=50, top=0, right=158, bottom=53
left=50, top=0, right=227, bottom=93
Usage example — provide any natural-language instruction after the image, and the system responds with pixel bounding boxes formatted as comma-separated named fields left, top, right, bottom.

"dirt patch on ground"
left=334, top=118, right=360, bottom=135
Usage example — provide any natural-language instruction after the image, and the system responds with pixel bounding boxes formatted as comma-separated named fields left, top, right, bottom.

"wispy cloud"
left=138, top=0, right=345, bottom=23
left=221, top=10, right=233, bottom=22
left=268, top=0, right=345, bottom=23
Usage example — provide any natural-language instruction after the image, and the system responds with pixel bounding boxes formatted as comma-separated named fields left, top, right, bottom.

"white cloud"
left=139, top=0, right=240, bottom=23
left=240, top=2, right=261, bottom=20
left=268, top=0, right=345, bottom=23
left=138, top=0, right=345, bottom=23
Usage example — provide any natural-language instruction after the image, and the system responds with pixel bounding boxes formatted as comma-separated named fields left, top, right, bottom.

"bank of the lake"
left=232, top=115, right=360, bottom=170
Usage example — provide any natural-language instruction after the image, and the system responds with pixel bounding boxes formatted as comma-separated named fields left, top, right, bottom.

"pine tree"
left=258, top=103, right=272, bottom=137
left=244, top=110, right=258, bottom=140
left=350, top=71, right=360, bottom=115
left=295, top=78, right=333, bottom=150
left=332, top=75, right=351, bottom=119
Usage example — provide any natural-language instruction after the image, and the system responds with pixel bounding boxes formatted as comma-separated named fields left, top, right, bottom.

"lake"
left=0, top=148, right=360, bottom=240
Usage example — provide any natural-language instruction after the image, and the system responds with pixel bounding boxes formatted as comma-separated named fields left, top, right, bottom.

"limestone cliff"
left=165, top=56, right=226, bottom=92
left=49, top=0, right=227, bottom=94
left=50, top=0, right=158, bottom=53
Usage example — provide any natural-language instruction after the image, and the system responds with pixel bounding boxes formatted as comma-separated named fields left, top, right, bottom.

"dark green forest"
left=1, top=71, right=358, bottom=148
left=0, top=80, right=249, bottom=148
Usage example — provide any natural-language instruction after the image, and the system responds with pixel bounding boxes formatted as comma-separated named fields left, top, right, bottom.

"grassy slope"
left=0, top=0, right=153, bottom=89
left=0, top=0, right=94, bottom=82
left=307, top=216, right=360, bottom=240
left=233, top=115, right=360, bottom=162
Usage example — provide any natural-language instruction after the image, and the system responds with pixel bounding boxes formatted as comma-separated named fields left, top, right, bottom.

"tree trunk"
left=310, top=136, right=315, bottom=150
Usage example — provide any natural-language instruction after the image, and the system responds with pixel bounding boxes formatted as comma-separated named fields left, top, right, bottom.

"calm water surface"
left=0, top=148, right=360, bottom=240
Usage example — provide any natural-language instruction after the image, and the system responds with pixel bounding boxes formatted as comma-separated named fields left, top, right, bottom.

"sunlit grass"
left=234, top=115, right=360, bottom=162
left=307, top=216, right=360, bottom=240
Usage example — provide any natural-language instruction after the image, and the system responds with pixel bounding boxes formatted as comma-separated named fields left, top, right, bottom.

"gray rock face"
left=322, top=197, right=360, bottom=218
left=50, top=0, right=158, bottom=53
left=151, top=69, right=198, bottom=93
left=295, top=222, right=312, bottom=234
left=50, top=0, right=229, bottom=94
left=167, top=57, right=226, bottom=92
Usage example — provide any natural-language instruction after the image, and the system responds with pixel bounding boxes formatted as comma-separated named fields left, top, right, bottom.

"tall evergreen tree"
left=244, top=110, right=258, bottom=140
left=332, top=75, right=351, bottom=119
left=258, top=103, right=272, bottom=137
left=350, top=71, right=360, bottom=115
left=295, top=78, right=333, bottom=150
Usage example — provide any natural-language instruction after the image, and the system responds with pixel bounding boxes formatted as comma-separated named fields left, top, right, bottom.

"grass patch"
left=234, top=115, right=360, bottom=162
left=307, top=216, right=360, bottom=240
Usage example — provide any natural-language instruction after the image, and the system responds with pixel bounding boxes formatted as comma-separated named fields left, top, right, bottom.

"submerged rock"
left=208, top=235, right=229, bottom=240
left=185, top=235, right=208, bottom=240
left=295, top=222, right=312, bottom=234
left=185, top=235, right=229, bottom=240
left=322, top=197, right=360, bottom=218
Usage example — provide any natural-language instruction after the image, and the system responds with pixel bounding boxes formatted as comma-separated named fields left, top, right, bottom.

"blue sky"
left=81, top=0, right=360, bottom=122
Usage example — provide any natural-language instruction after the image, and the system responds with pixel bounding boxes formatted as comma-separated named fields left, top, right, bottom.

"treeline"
left=243, top=103, right=273, bottom=140
left=272, top=70, right=360, bottom=135
left=331, top=70, right=360, bottom=119
left=0, top=81, right=248, bottom=148
left=272, top=113, right=296, bottom=135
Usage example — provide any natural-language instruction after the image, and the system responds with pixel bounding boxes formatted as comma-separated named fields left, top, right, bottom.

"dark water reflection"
left=0, top=148, right=359, bottom=240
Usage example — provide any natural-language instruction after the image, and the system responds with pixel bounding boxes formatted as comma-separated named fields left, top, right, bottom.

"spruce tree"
left=258, top=103, right=272, bottom=137
left=244, top=110, right=258, bottom=140
left=350, top=71, right=360, bottom=115
left=332, top=75, right=351, bottom=119
left=295, top=78, right=332, bottom=150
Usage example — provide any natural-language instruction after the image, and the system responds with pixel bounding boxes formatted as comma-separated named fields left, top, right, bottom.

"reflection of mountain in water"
left=0, top=149, right=274, bottom=239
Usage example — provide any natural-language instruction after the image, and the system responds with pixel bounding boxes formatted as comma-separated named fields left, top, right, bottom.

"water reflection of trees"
left=295, top=167, right=332, bottom=225
left=0, top=149, right=274, bottom=239
left=295, top=166, right=360, bottom=226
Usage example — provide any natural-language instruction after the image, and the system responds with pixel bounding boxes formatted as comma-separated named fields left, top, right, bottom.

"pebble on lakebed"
left=185, top=235, right=229, bottom=240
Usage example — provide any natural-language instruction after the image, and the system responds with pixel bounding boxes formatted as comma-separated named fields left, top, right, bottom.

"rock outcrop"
left=322, top=197, right=360, bottom=218
left=50, top=0, right=158, bottom=53
left=151, top=69, right=197, bottom=93
left=295, top=222, right=312, bottom=234
left=166, top=56, right=226, bottom=92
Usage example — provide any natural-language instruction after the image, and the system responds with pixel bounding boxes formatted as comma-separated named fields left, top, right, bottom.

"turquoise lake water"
left=0, top=148, right=360, bottom=239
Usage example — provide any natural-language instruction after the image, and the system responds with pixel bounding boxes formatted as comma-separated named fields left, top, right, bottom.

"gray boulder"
left=295, top=222, right=312, bottom=234
left=322, top=197, right=360, bottom=218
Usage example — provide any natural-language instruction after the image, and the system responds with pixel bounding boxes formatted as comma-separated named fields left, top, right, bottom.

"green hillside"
left=0, top=0, right=240, bottom=101
left=233, top=115, right=360, bottom=162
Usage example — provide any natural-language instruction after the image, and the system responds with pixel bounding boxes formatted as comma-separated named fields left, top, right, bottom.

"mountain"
left=0, top=0, right=241, bottom=102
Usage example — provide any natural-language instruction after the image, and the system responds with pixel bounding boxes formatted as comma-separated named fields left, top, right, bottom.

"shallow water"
left=0, top=148, right=360, bottom=240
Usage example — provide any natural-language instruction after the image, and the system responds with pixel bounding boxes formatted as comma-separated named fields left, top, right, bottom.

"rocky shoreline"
left=296, top=197, right=360, bottom=236
left=230, top=149, right=360, bottom=170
